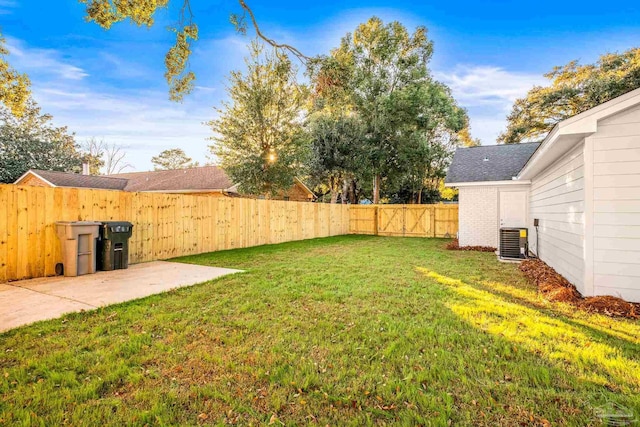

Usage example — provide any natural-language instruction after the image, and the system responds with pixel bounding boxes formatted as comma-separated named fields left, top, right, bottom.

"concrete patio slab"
left=0, top=261, right=242, bottom=332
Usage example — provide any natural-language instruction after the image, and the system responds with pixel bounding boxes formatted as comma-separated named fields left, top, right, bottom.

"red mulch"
left=446, top=239, right=496, bottom=253
left=519, top=259, right=639, bottom=319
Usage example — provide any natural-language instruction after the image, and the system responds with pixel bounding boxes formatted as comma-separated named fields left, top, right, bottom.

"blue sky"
left=2, top=0, right=639, bottom=171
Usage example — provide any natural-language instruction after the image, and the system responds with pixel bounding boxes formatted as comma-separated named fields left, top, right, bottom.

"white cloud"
left=5, top=37, right=89, bottom=80
left=31, top=85, right=214, bottom=171
left=435, top=65, right=545, bottom=110
left=434, top=65, right=546, bottom=144
left=6, top=36, right=215, bottom=171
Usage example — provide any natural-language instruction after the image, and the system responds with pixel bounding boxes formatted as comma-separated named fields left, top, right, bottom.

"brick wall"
left=458, top=186, right=498, bottom=247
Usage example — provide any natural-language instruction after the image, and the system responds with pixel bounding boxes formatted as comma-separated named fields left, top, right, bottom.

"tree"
left=499, top=47, right=640, bottom=144
left=306, top=113, right=365, bottom=203
left=0, top=101, right=81, bottom=183
left=151, top=148, right=196, bottom=170
left=82, top=137, right=106, bottom=175
left=0, top=33, right=30, bottom=117
left=309, top=17, right=468, bottom=203
left=208, top=41, right=308, bottom=197
left=81, top=138, right=133, bottom=174
left=103, top=142, right=133, bottom=174
left=457, top=125, right=481, bottom=147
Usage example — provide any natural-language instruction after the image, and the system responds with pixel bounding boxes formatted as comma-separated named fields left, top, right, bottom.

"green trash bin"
left=97, top=221, right=133, bottom=271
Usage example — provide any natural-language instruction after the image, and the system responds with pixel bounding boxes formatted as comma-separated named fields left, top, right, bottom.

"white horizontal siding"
left=595, top=174, right=640, bottom=188
left=594, top=161, right=640, bottom=176
left=595, top=278, right=640, bottom=303
left=594, top=187, right=640, bottom=200
left=594, top=249, right=640, bottom=264
left=591, top=103, right=640, bottom=302
left=529, top=142, right=586, bottom=293
left=594, top=135, right=640, bottom=151
left=595, top=123, right=640, bottom=138
left=594, top=200, right=640, bottom=212
left=593, top=148, right=640, bottom=163
left=595, top=224, right=640, bottom=238
left=594, top=212, right=640, bottom=226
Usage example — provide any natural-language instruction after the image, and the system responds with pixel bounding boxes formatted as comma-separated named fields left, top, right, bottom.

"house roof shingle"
left=29, top=170, right=129, bottom=190
left=445, top=142, right=541, bottom=184
left=109, top=166, right=235, bottom=192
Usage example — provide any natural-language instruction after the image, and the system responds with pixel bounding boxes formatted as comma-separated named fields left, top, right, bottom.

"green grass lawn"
left=1, top=236, right=639, bottom=426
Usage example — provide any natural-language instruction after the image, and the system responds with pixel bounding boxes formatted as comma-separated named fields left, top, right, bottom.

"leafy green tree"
left=457, top=125, right=480, bottom=147
left=0, top=101, right=81, bottom=183
left=499, top=47, right=640, bottom=144
left=208, top=41, right=308, bottom=197
left=151, top=148, right=197, bottom=170
left=309, top=17, right=468, bottom=203
left=0, top=33, right=30, bottom=117
left=306, top=113, right=366, bottom=203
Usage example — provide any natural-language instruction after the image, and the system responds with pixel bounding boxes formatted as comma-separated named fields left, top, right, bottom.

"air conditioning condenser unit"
left=500, top=228, right=528, bottom=259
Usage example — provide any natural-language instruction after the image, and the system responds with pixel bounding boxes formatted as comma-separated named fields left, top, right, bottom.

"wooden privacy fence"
left=349, top=204, right=458, bottom=238
left=0, top=184, right=350, bottom=282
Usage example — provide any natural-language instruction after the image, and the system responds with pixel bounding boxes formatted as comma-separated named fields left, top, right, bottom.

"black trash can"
left=97, top=221, right=134, bottom=271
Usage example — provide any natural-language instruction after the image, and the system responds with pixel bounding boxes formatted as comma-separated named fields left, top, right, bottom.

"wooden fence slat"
left=0, top=187, right=8, bottom=282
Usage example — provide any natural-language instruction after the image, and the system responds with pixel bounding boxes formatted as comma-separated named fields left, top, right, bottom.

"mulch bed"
left=519, top=259, right=639, bottom=319
left=446, top=239, right=496, bottom=253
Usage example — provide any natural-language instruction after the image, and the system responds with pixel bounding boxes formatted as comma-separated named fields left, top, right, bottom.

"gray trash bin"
left=55, top=221, right=101, bottom=277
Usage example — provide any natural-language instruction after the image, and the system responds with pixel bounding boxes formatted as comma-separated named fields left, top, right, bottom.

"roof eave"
left=133, top=189, right=229, bottom=194
left=445, top=179, right=531, bottom=188
left=294, top=177, right=317, bottom=199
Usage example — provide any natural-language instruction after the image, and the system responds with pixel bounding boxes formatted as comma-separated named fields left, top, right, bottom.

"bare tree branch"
left=236, top=0, right=310, bottom=63
left=104, top=143, right=133, bottom=175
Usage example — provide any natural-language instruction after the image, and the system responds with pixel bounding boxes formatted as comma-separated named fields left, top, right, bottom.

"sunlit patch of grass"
left=1, top=236, right=638, bottom=425
left=418, top=267, right=640, bottom=393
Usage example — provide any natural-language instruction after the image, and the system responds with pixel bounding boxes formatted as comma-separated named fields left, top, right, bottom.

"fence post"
left=430, top=205, right=436, bottom=238
left=373, top=206, right=379, bottom=236
left=402, top=205, right=407, bottom=237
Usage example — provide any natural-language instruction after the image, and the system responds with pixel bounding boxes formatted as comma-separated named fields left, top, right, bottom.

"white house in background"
left=445, top=87, right=640, bottom=303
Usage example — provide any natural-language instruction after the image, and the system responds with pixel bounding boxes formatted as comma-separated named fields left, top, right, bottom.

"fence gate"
left=404, top=206, right=433, bottom=236
left=349, top=204, right=458, bottom=238
left=377, top=206, right=405, bottom=236
left=377, top=205, right=434, bottom=237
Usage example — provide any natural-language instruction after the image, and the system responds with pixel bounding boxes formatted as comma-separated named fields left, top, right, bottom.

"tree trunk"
left=373, top=174, right=381, bottom=204
left=417, top=188, right=422, bottom=204
left=342, top=179, right=350, bottom=204
left=349, top=179, right=357, bottom=204
left=330, top=190, right=338, bottom=204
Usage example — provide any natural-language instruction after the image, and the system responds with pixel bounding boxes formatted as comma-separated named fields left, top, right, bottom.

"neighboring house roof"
left=109, top=166, right=235, bottom=192
left=15, top=169, right=129, bottom=190
left=293, top=177, right=316, bottom=199
left=15, top=166, right=314, bottom=199
left=445, top=142, right=541, bottom=184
